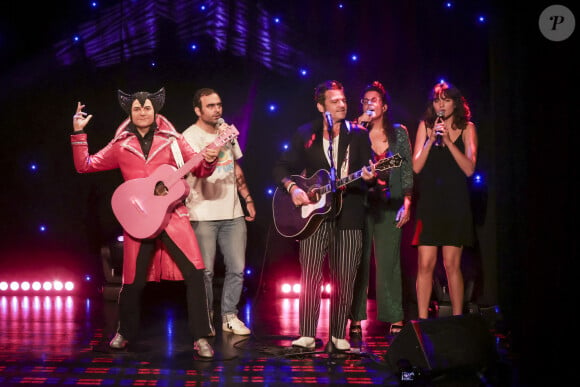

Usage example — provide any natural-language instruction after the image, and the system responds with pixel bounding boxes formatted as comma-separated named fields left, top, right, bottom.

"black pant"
left=117, top=231, right=213, bottom=341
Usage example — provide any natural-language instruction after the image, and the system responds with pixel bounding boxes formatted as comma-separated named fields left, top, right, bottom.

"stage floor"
left=0, top=281, right=517, bottom=386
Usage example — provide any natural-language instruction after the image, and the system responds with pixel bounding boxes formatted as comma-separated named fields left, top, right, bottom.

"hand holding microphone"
left=360, top=109, right=375, bottom=128
left=216, top=117, right=236, bottom=145
left=434, top=110, right=445, bottom=147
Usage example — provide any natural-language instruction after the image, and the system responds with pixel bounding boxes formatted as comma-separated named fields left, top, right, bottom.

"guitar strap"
left=171, top=138, right=185, bottom=168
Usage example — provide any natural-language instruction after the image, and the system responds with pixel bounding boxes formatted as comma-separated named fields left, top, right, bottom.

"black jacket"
left=272, top=118, right=372, bottom=230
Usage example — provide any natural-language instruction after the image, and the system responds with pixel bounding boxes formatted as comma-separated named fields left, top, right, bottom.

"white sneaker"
left=331, top=336, right=351, bottom=351
left=291, top=336, right=315, bottom=349
left=222, top=314, right=251, bottom=335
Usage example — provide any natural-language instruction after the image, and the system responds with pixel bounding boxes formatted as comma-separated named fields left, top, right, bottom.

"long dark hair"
left=361, top=80, right=396, bottom=145
left=424, top=81, right=471, bottom=130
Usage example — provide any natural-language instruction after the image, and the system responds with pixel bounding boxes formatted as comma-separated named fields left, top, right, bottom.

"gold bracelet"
left=286, top=182, right=297, bottom=193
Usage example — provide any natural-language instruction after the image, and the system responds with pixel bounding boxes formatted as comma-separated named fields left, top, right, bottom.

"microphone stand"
left=324, top=112, right=338, bottom=358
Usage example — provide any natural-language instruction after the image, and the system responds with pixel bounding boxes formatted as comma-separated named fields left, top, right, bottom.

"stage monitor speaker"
left=386, top=314, right=497, bottom=373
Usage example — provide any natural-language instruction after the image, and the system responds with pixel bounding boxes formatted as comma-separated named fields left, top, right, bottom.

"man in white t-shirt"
left=183, top=88, right=256, bottom=336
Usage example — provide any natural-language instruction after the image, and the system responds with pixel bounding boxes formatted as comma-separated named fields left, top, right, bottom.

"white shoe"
left=331, top=336, right=351, bottom=351
left=109, top=333, right=128, bottom=349
left=194, top=338, right=214, bottom=358
left=291, top=336, right=315, bottom=349
left=222, top=314, right=251, bottom=335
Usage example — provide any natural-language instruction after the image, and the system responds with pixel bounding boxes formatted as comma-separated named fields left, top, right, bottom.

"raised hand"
left=73, top=102, right=93, bottom=132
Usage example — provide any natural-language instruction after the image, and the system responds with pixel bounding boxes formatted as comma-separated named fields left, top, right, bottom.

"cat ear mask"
left=118, top=87, right=165, bottom=115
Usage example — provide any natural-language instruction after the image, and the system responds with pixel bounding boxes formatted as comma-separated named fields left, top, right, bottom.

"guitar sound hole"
left=155, top=181, right=168, bottom=196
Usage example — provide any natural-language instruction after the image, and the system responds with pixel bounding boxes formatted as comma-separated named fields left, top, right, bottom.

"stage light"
left=65, top=281, right=74, bottom=291
left=0, top=282, right=7, bottom=291
left=53, top=281, right=64, bottom=291
left=43, top=281, right=52, bottom=291
left=292, top=284, right=301, bottom=294
left=278, top=282, right=336, bottom=297
left=20, top=282, right=31, bottom=291
left=32, top=282, right=42, bottom=291
left=10, top=282, right=19, bottom=291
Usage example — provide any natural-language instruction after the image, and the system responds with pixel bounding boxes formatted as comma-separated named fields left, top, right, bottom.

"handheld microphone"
left=434, top=110, right=444, bottom=147
left=361, top=109, right=374, bottom=128
left=216, top=118, right=236, bottom=145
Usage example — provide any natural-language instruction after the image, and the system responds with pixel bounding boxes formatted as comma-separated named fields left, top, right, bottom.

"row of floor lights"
left=280, top=283, right=332, bottom=297
left=0, top=280, right=75, bottom=292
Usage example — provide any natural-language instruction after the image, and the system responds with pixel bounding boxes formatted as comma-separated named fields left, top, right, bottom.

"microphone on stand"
left=324, top=111, right=337, bottom=192
left=324, top=111, right=334, bottom=129
left=360, top=109, right=374, bottom=128
left=216, top=118, right=236, bottom=145
left=434, top=110, right=444, bottom=147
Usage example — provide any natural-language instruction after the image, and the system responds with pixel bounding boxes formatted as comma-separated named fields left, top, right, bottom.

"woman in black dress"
left=411, top=81, right=478, bottom=319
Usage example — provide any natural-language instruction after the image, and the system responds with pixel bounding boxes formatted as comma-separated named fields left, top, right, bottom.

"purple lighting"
left=54, top=0, right=302, bottom=75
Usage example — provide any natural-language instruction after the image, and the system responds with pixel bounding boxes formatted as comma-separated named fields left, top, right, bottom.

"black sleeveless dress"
left=411, top=130, right=474, bottom=247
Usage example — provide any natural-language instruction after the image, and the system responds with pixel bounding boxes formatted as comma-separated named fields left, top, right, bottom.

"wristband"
left=286, top=182, right=297, bottom=193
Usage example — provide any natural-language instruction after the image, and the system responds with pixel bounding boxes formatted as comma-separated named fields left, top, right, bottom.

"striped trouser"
left=298, top=220, right=363, bottom=339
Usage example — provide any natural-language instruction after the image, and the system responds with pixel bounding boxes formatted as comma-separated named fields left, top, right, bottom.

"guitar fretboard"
left=314, top=154, right=401, bottom=196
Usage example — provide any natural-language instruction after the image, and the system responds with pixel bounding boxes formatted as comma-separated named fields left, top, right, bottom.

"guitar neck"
left=166, top=139, right=226, bottom=189
left=318, top=168, right=365, bottom=196
left=316, top=154, right=402, bottom=195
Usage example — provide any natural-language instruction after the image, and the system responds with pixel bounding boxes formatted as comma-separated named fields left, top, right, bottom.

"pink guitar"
left=111, top=126, right=238, bottom=239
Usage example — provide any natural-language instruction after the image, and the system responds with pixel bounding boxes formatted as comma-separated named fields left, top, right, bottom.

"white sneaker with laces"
left=291, top=336, right=315, bottom=349
left=331, top=336, right=351, bottom=351
left=222, top=314, right=251, bottom=335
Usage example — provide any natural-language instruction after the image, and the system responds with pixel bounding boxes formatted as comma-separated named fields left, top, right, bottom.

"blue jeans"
left=191, top=217, right=247, bottom=317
